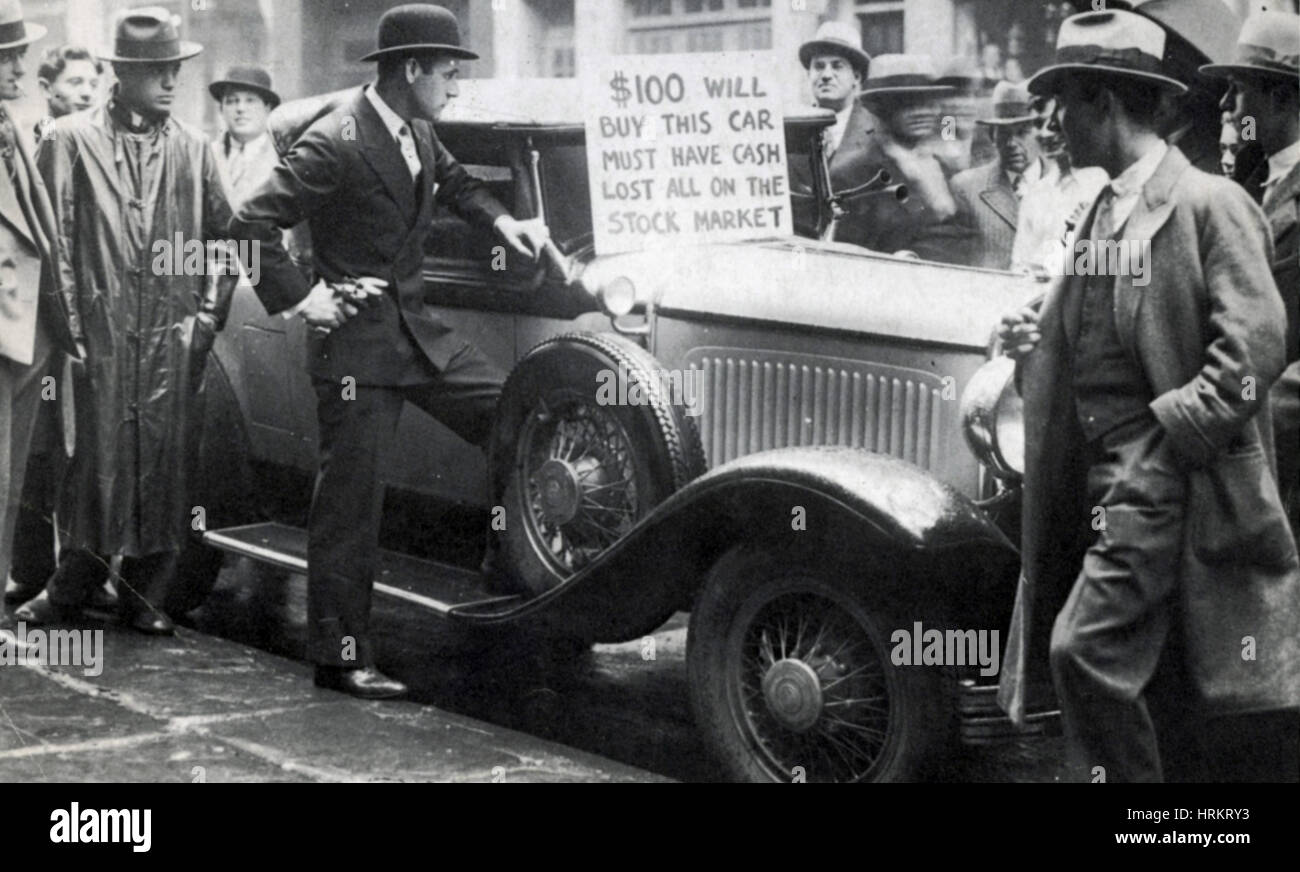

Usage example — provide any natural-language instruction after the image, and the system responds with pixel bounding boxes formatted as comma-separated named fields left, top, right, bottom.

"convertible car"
left=188, top=79, right=1054, bottom=783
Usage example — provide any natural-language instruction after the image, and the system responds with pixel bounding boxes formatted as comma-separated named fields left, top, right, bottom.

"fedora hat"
left=209, top=65, right=280, bottom=108
left=937, top=56, right=994, bottom=92
left=859, top=54, right=952, bottom=99
left=1027, top=10, right=1186, bottom=96
left=0, top=0, right=45, bottom=51
left=100, top=6, right=201, bottom=63
left=976, top=80, right=1036, bottom=126
left=359, top=3, right=477, bottom=63
left=1201, top=11, right=1299, bottom=82
left=798, top=21, right=871, bottom=76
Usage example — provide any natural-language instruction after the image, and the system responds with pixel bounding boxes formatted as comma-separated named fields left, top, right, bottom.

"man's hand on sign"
left=495, top=215, right=551, bottom=260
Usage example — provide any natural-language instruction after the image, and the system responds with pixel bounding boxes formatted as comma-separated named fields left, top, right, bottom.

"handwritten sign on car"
left=583, top=52, right=792, bottom=256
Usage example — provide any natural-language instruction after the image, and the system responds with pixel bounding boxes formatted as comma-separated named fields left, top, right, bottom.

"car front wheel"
left=492, top=332, right=705, bottom=597
left=688, top=546, right=953, bottom=783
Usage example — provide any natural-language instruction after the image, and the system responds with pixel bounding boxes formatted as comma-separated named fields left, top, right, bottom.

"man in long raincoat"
left=17, top=7, right=237, bottom=635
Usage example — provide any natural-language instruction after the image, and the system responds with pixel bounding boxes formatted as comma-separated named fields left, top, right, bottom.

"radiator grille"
left=687, top=350, right=947, bottom=470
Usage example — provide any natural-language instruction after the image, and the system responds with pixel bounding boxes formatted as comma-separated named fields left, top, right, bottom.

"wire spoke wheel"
left=689, top=547, right=952, bottom=783
left=494, top=332, right=706, bottom=599
left=731, top=591, right=893, bottom=783
left=519, top=394, right=641, bottom=577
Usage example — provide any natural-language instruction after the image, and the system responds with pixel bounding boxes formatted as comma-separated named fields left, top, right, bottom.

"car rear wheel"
left=492, top=332, right=705, bottom=597
left=688, top=546, right=953, bottom=783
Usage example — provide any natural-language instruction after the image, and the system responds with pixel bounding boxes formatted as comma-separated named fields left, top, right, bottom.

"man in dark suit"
left=997, top=9, right=1297, bottom=781
left=0, top=3, right=79, bottom=632
left=230, top=4, right=548, bottom=699
left=951, top=81, right=1041, bottom=270
left=789, top=22, right=874, bottom=239
left=797, top=23, right=874, bottom=198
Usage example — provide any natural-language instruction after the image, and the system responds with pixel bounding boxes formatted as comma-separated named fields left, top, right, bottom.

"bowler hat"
left=798, top=21, right=871, bottom=77
left=0, top=0, right=43, bottom=50
left=209, top=65, right=280, bottom=108
left=100, top=6, right=202, bottom=63
left=1201, top=11, right=1299, bottom=83
left=859, top=54, right=952, bottom=100
left=1027, top=10, right=1187, bottom=96
left=359, top=4, right=477, bottom=63
left=977, top=80, right=1036, bottom=126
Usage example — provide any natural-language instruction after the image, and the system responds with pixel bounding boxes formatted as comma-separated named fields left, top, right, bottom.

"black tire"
left=167, top=359, right=251, bottom=615
left=688, top=546, right=954, bottom=783
left=492, top=332, right=705, bottom=597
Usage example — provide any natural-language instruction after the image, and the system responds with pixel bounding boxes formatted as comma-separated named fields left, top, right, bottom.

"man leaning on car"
left=229, top=3, right=550, bottom=700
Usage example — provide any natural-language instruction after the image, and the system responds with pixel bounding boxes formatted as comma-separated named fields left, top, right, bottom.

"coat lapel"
left=1265, top=161, right=1300, bottom=241
left=1114, top=146, right=1187, bottom=349
left=0, top=154, right=35, bottom=249
left=354, top=91, right=417, bottom=222
left=979, top=166, right=1018, bottom=230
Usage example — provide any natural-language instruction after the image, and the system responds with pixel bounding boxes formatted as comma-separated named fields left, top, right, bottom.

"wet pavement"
left=0, top=594, right=664, bottom=783
left=2, top=546, right=1080, bottom=783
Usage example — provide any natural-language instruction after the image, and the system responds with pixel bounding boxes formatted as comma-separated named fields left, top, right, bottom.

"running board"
left=202, top=522, right=522, bottom=617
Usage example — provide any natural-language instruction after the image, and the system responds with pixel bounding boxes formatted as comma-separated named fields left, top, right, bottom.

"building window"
left=629, top=0, right=672, bottom=16
left=736, top=22, right=772, bottom=50
left=625, top=0, right=773, bottom=54
left=855, top=1, right=905, bottom=57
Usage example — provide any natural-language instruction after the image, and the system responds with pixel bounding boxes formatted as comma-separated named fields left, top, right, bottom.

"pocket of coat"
left=1192, top=445, right=1299, bottom=568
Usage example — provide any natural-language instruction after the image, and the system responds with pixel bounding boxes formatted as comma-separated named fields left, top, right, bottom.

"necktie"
left=0, top=106, right=17, bottom=180
left=1012, top=173, right=1026, bottom=200
left=396, top=124, right=421, bottom=179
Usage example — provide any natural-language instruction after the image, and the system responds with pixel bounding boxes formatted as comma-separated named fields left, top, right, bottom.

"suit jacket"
left=951, top=159, right=1018, bottom=270
left=231, top=87, right=507, bottom=385
left=1265, top=161, right=1300, bottom=525
left=999, top=146, right=1300, bottom=723
left=826, top=102, right=876, bottom=194
left=0, top=125, right=76, bottom=363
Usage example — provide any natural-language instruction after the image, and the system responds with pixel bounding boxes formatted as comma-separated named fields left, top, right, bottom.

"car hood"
left=578, top=239, right=1044, bottom=350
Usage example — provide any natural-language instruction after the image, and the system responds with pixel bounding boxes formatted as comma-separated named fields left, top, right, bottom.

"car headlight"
left=596, top=276, right=636, bottom=317
left=960, top=356, right=1024, bottom=480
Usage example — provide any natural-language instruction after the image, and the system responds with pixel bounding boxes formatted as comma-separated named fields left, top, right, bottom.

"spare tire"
left=490, top=332, right=706, bottom=596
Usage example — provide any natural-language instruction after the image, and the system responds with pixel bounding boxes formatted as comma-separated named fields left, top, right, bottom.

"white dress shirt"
left=365, top=84, right=422, bottom=180
left=1011, top=158, right=1109, bottom=273
left=1093, top=140, right=1168, bottom=239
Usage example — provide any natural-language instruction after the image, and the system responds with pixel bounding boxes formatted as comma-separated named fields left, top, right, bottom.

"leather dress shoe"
left=13, top=590, right=82, bottom=625
left=314, top=666, right=408, bottom=699
left=125, top=610, right=175, bottom=636
left=4, top=575, right=44, bottom=606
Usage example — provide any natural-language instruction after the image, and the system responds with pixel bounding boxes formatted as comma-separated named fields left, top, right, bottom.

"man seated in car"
left=840, top=54, right=969, bottom=263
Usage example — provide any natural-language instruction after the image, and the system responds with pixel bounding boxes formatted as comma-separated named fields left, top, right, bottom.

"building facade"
left=16, top=0, right=1296, bottom=138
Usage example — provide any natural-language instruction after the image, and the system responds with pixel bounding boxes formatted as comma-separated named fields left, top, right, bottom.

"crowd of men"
left=0, top=3, right=545, bottom=700
left=0, top=0, right=1296, bottom=780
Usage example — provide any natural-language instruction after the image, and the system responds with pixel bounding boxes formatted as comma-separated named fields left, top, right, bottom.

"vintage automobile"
left=189, top=80, right=1055, bottom=783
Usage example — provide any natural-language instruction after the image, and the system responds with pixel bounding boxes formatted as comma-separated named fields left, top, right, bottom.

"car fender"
left=451, top=445, right=1019, bottom=643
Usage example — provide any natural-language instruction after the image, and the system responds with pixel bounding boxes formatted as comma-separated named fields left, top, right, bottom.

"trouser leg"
left=1, top=336, right=53, bottom=598
left=401, top=341, right=507, bottom=569
left=10, top=448, right=55, bottom=591
left=117, top=550, right=178, bottom=617
left=307, top=379, right=404, bottom=668
left=1049, top=421, right=1188, bottom=783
